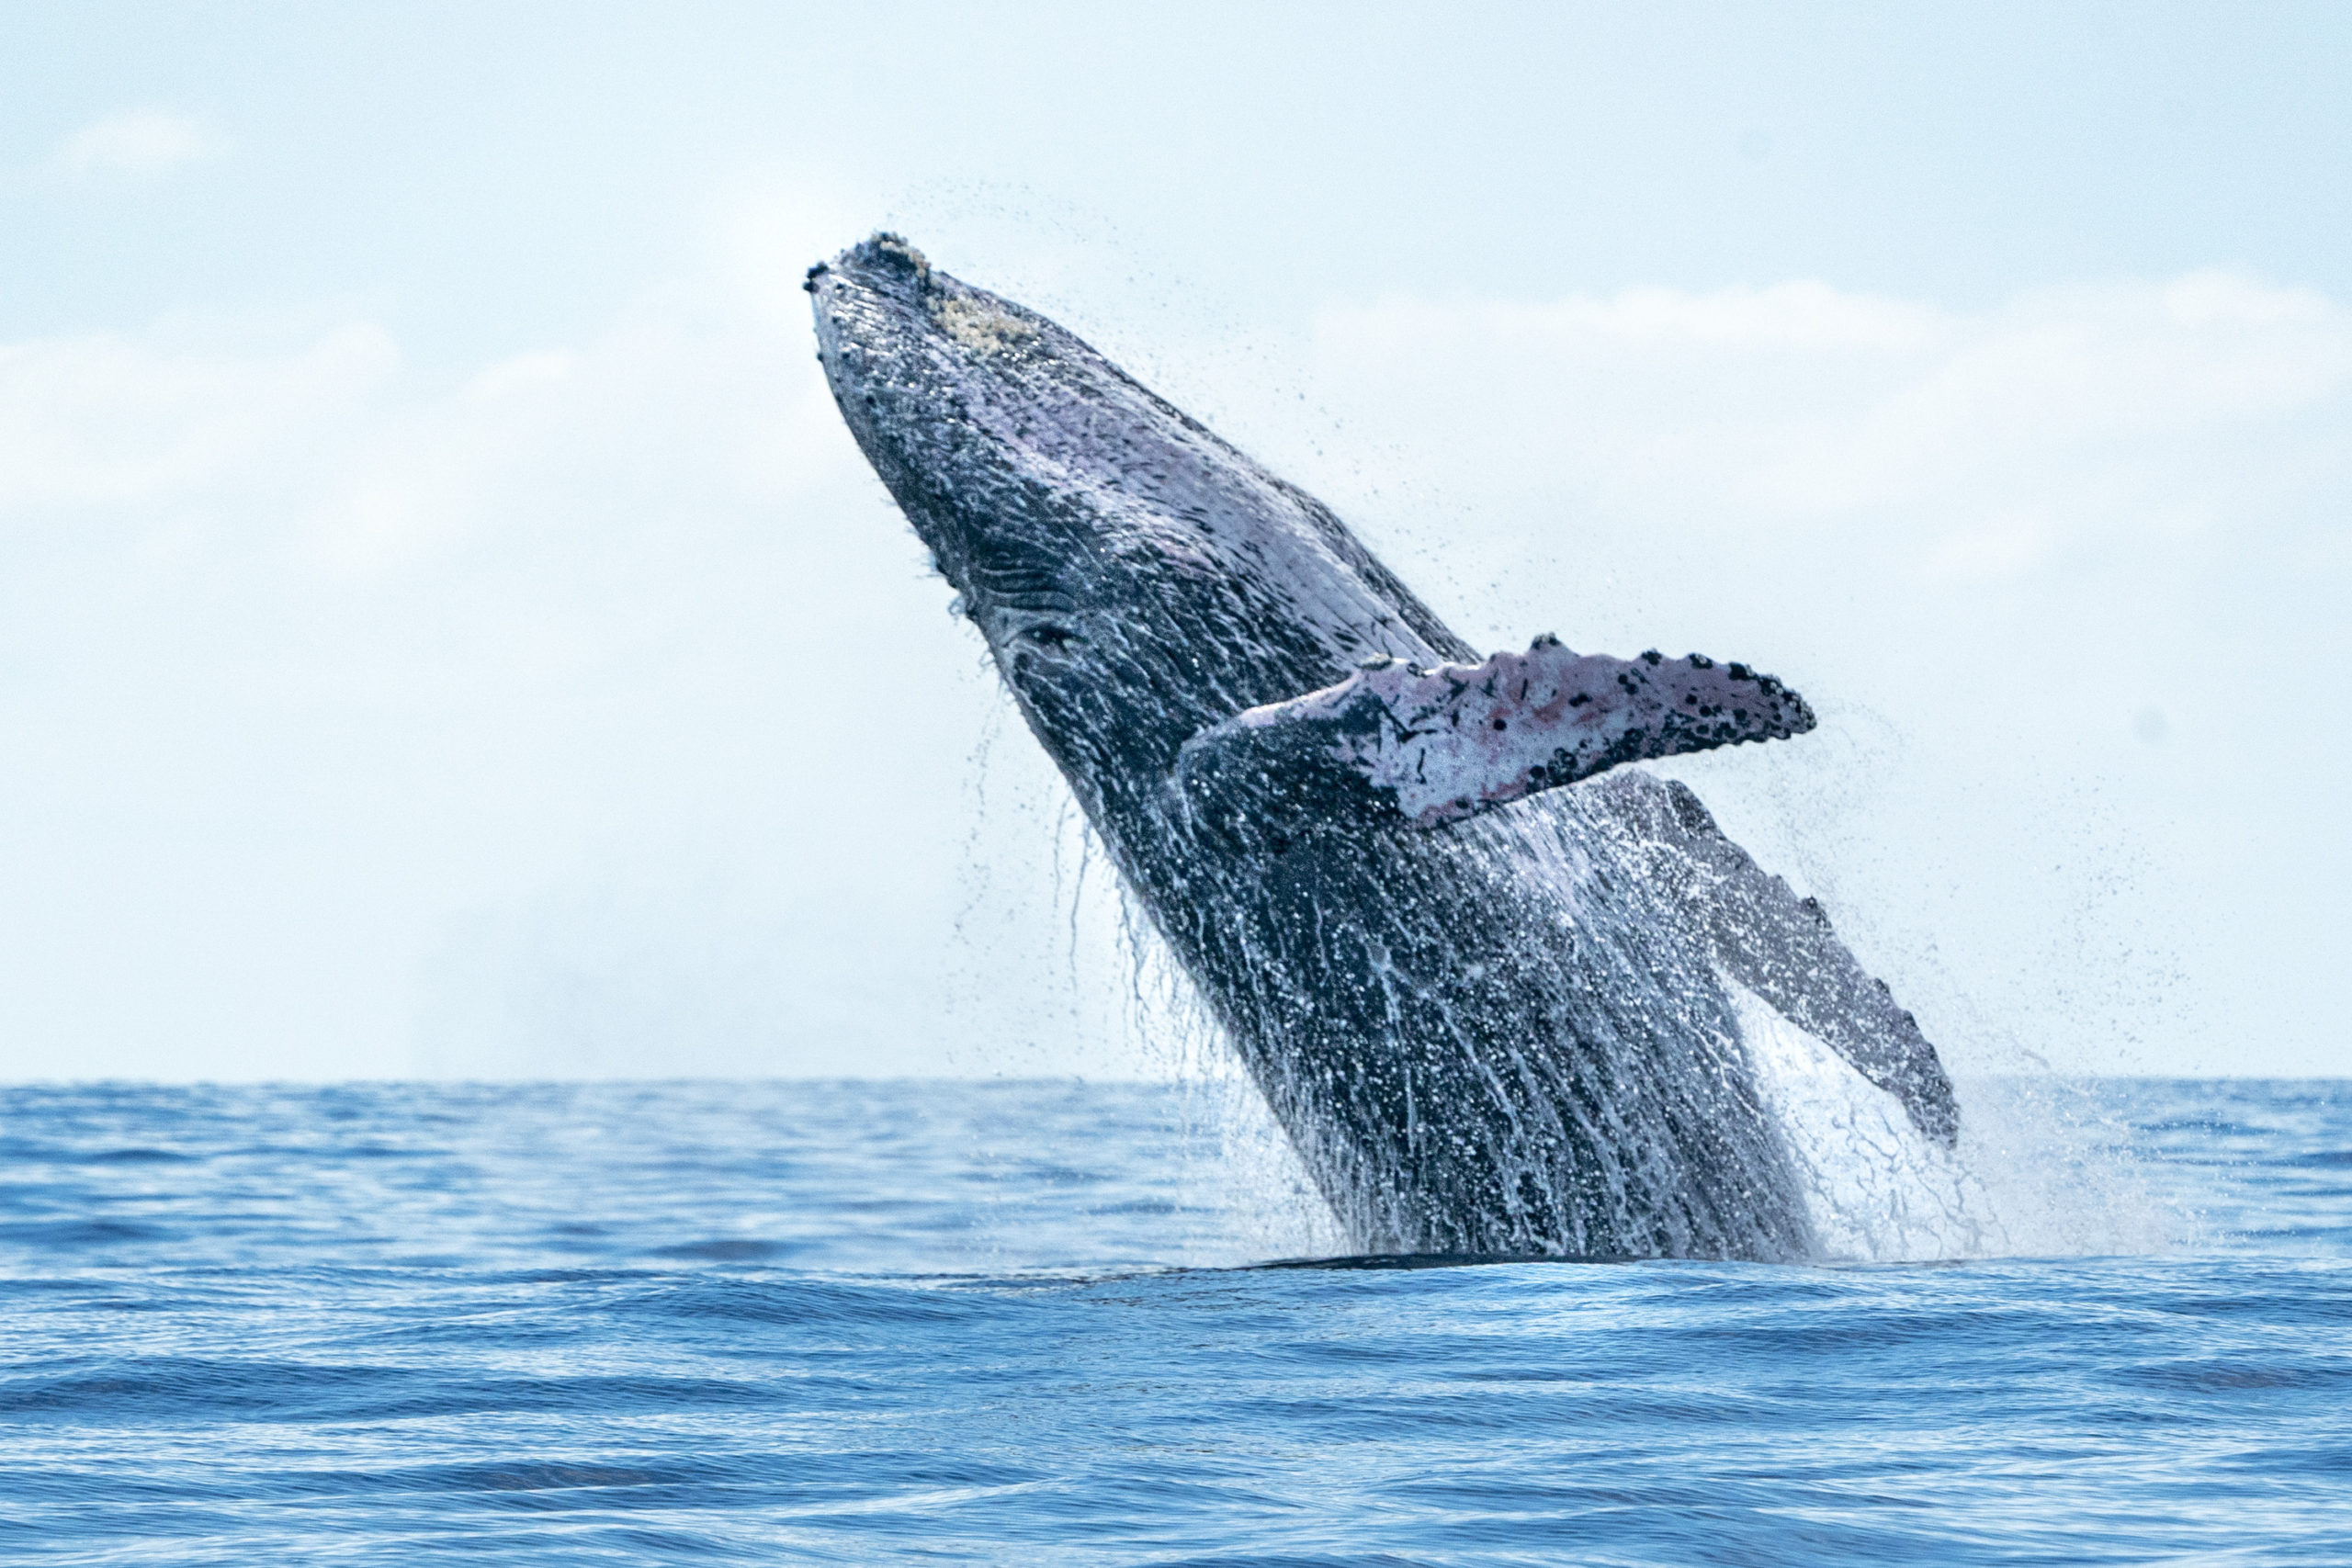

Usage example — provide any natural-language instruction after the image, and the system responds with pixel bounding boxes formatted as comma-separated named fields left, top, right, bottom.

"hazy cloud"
left=0, top=325, right=395, bottom=510
left=1274, top=271, right=2350, bottom=1076
left=50, top=107, right=227, bottom=180
left=3, top=259, right=2345, bottom=1079
left=0, top=249, right=1009, bottom=1081
left=1304, top=270, right=2352, bottom=586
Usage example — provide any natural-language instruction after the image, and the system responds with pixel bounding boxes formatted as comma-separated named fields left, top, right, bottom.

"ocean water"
left=2, top=1077, right=2346, bottom=1565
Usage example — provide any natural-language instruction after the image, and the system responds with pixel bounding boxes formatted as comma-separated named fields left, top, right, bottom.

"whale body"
left=809, top=234, right=1956, bottom=1261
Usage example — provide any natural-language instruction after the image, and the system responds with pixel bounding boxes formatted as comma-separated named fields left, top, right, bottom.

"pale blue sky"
left=5, top=5, right=2348, bottom=1079
left=13, top=5, right=2352, bottom=345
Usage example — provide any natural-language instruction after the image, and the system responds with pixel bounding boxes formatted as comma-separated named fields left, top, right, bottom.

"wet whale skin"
left=809, top=234, right=1955, bottom=1261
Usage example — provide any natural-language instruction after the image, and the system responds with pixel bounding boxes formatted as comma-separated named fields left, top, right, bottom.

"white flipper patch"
left=1178, top=636, right=1815, bottom=830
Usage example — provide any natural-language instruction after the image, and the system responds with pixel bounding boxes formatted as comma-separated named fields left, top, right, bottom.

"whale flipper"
left=1175, top=637, right=1815, bottom=831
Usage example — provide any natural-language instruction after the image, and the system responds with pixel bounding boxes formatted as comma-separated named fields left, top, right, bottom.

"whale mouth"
left=1247, top=1252, right=1636, bottom=1271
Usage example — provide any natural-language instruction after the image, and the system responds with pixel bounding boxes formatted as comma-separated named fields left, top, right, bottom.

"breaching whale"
left=809, top=234, right=1956, bottom=1261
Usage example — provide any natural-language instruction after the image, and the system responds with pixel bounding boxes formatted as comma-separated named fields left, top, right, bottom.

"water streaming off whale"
left=810, top=233, right=1964, bottom=1262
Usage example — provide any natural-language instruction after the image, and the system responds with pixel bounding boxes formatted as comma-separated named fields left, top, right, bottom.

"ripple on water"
left=0, top=1078, right=2346, bottom=1565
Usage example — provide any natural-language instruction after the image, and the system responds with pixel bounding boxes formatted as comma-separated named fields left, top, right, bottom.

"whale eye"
left=1022, top=624, right=1077, bottom=655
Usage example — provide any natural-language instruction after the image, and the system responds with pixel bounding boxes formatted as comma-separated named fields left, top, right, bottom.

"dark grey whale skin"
left=809, top=235, right=1955, bottom=1261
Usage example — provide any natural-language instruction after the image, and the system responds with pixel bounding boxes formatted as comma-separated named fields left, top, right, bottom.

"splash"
left=1737, top=980, right=2181, bottom=1261
left=1737, top=980, right=1993, bottom=1259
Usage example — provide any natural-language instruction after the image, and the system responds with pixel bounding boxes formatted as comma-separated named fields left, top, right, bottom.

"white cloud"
left=3, top=261, right=2346, bottom=1081
left=1261, top=270, right=2352, bottom=1075
left=50, top=107, right=228, bottom=180
left=0, top=279, right=1046, bottom=1083
left=1303, top=269, right=2352, bottom=581
left=1339, top=280, right=1948, bottom=355
left=0, top=325, right=397, bottom=511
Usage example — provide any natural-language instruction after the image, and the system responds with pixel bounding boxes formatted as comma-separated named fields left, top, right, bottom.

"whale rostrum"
left=810, top=233, right=1957, bottom=1261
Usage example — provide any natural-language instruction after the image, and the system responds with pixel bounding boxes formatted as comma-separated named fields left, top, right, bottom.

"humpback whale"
left=809, top=234, right=1955, bottom=1261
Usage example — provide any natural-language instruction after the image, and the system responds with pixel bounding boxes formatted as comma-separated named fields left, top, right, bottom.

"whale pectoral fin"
left=1173, top=636, right=1815, bottom=831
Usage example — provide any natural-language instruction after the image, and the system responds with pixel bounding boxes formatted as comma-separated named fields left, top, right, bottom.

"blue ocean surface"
left=2, top=1077, right=2346, bottom=1565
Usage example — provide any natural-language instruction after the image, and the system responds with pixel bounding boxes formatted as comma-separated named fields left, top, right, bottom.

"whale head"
left=808, top=234, right=1468, bottom=824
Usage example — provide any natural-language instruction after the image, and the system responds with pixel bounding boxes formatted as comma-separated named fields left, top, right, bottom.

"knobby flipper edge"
left=1173, top=636, right=1815, bottom=832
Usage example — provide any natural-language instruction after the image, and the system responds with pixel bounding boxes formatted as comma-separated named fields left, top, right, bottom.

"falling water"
left=815, top=234, right=2153, bottom=1267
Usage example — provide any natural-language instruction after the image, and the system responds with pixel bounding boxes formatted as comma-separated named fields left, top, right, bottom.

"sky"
left=3, top=2, right=2348, bottom=1080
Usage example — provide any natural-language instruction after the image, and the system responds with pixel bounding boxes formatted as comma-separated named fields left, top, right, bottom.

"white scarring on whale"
left=809, top=233, right=1959, bottom=1262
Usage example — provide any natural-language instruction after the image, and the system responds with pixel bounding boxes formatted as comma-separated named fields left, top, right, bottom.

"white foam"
left=1734, top=979, right=2190, bottom=1262
left=1731, top=978, right=2001, bottom=1261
